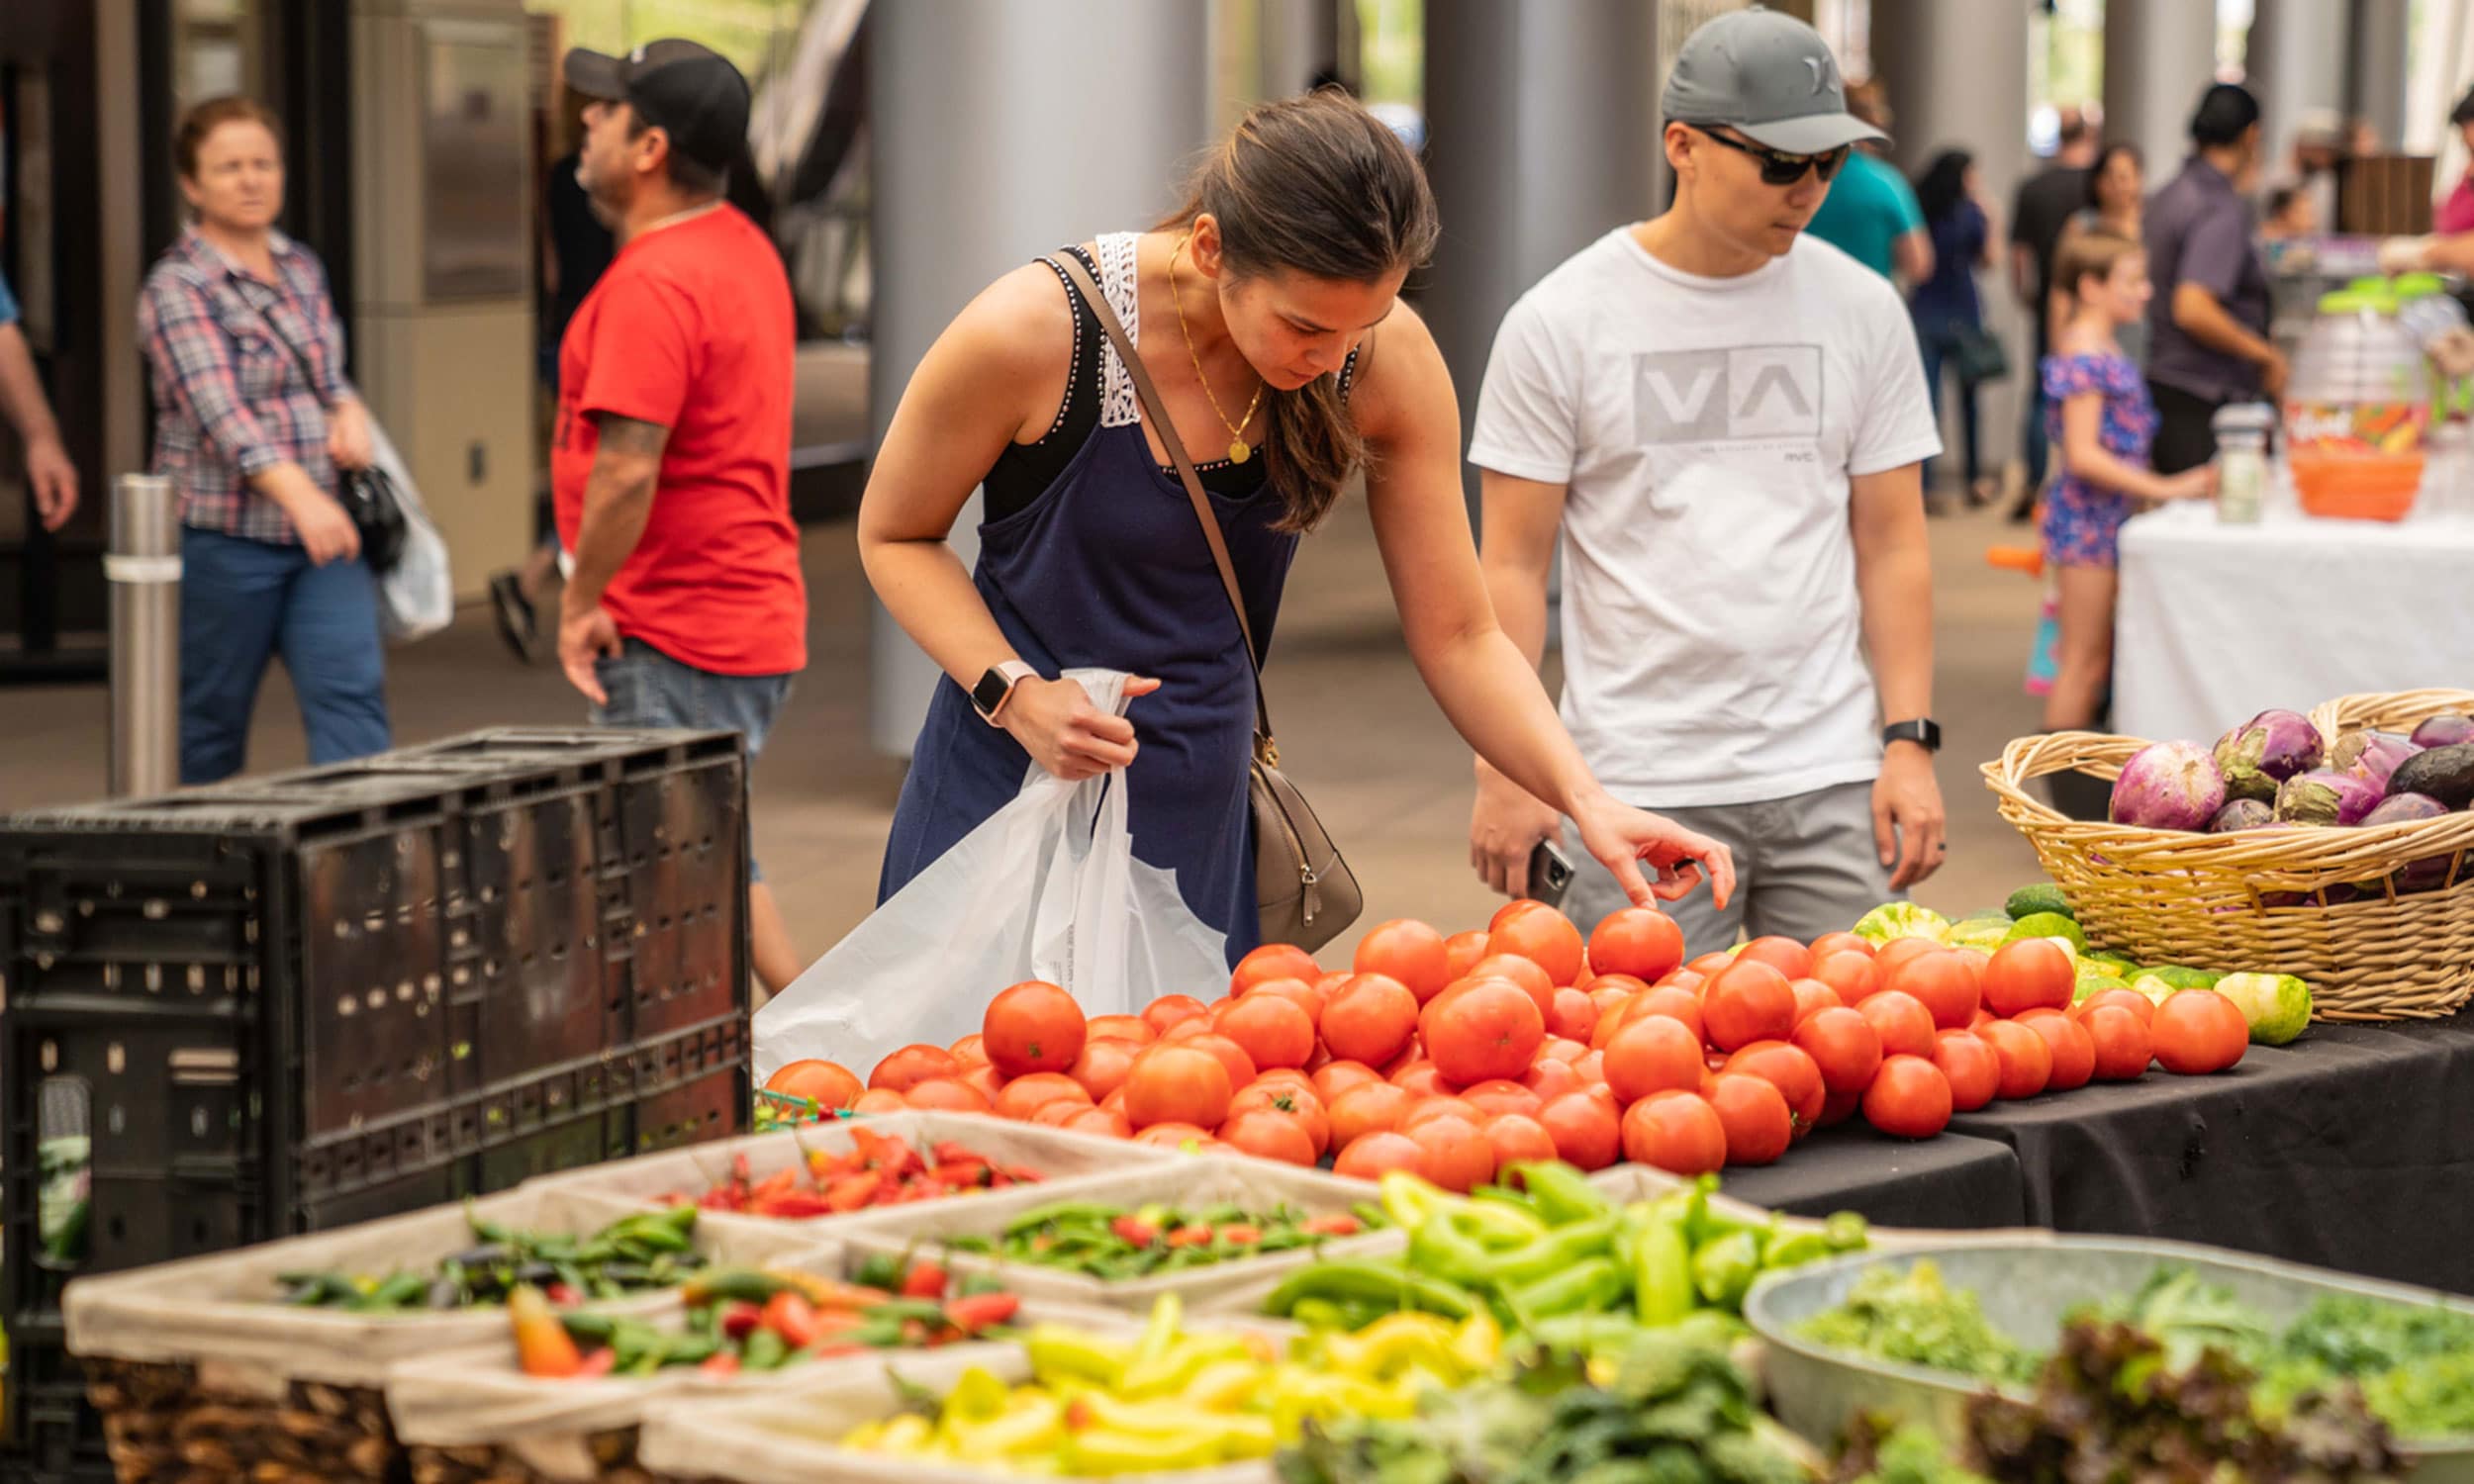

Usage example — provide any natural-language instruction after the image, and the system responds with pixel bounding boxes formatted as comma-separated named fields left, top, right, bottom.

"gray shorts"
left=591, top=637, right=793, bottom=881
left=1561, top=780, right=1896, bottom=955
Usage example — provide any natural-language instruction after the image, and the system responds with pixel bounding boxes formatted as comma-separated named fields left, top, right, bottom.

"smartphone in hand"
left=1528, top=838, right=1575, bottom=909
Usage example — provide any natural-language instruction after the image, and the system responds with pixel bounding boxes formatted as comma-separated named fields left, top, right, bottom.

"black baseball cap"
left=564, top=39, right=750, bottom=176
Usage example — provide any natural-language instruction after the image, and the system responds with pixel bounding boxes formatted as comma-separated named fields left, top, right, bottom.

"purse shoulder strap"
left=1054, top=250, right=1280, bottom=755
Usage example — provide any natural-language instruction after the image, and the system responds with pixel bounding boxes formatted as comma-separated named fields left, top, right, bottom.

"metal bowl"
left=1743, top=1235, right=2474, bottom=1482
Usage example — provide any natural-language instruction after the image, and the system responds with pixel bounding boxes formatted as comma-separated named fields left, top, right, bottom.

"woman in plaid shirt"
left=139, top=96, right=390, bottom=785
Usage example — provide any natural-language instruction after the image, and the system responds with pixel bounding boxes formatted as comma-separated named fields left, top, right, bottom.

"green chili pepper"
left=1509, top=1161, right=1612, bottom=1228
left=851, top=1253, right=907, bottom=1292
left=561, top=1312, right=619, bottom=1345
left=1262, top=1259, right=1478, bottom=1321
left=1760, top=1231, right=1837, bottom=1272
left=1407, top=1213, right=1500, bottom=1287
left=1690, top=1230, right=1762, bottom=1313
left=1528, top=1312, right=1648, bottom=1354
left=741, top=1328, right=790, bottom=1371
left=1488, top=1214, right=1618, bottom=1287
left=1633, top=1210, right=1695, bottom=1327
left=1507, top=1255, right=1626, bottom=1321
left=1002, top=1201, right=1122, bottom=1234
left=1825, top=1211, right=1869, bottom=1252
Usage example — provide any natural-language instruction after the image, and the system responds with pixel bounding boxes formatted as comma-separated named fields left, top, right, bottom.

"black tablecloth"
left=1719, top=1127, right=2029, bottom=1229
left=1699, top=1016, right=2474, bottom=1295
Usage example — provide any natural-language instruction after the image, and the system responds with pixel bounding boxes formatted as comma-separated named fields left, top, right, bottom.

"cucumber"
left=2003, top=883, right=2073, bottom=921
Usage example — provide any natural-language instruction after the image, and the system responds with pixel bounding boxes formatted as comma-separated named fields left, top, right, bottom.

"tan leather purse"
left=1055, top=253, right=1364, bottom=951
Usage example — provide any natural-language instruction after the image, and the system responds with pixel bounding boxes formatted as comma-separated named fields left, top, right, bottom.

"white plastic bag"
left=755, top=669, right=1228, bottom=1082
left=367, top=418, right=453, bottom=643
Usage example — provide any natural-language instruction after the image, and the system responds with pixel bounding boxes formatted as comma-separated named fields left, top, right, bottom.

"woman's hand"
left=287, top=491, right=363, bottom=565
left=1470, top=759, right=1568, bottom=898
left=2155, top=464, right=2218, bottom=502
left=327, top=398, right=375, bottom=472
left=1569, top=788, right=1735, bottom=909
left=1000, top=675, right=1161, bottom=781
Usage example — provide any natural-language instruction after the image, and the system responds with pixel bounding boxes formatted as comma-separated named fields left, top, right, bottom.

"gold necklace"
left=1170, top=234, right=1264, bottom=464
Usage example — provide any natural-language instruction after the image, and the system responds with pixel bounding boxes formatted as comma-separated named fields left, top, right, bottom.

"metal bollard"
left=108, top=474, right=181, bottom=796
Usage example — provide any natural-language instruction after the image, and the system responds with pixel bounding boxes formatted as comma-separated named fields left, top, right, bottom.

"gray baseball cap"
left=1662, top=6, right=1886, bottom=156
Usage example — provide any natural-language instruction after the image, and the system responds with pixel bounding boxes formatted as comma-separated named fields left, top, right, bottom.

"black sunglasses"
left=1688, top=126, right=1850, bottom=186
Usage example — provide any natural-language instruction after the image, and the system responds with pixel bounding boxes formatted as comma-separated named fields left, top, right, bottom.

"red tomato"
left=1736, top=936, right=1815, bottom=981
left=1570, top=1049, right=1607, bottom=1086
left=1981, top=939, right=2076, bottom=1018
left=2016, top=1008, right=2096, bottom=1091
left=1319, top=974, right=1421, bottom=1067
left=1979, top=1019, right=2054, bottom=1099
left=1465, top=955, right=1556, bottom=1017
left=1488, top=898, right=1544, bottom=933
left=1790, top=978, right=1845, bottom=1025
left=1722, top=1041, right=1826, bottom=1132
left=1177, top=1032, right=1260, bottom=1094
left=2150, top=990, right=2248, bottom=1074
left=1328, top=1080, right=1416, bottom=1147
left=1444, top=930, right=1491, bottom=981
left=2075, top=987, right=2156, bottom=1029
left=1702, top=961, right=1797, bottom=1052
left=1353, top=919, right=1451, bottom=1004
left=1486, top=904, right=1585, bottom=986
left=1603, top=1016, right=1707, bottom=1105
left=1931, top=1028, right=2001, bottom=1112
left=1812, top=951, right=1883, bottom=1005
left=869, top=1045, right=960, bottom=1094
left=1085, top=1015, right=1156, bottom=1046
left=1311, top=1060, right=1381, bottom=1105
left=1218, top=1110, right=1317, bottom=1166
left=2082, top=1004, right=2153, bottom=1081
left=1480, top=1113, right=1561, bottom=1173
left=1652, top=970, right=1708, bottom=997
left=1586, top=907, right=1688, bottom=982
left=1587, top=973, right=1653, bottom=1001
left=1141, top=995, right=1211, bottom=1037
left=1817, top=1085, right=1863, bottom=1128
left=1856, top=989, right=1938, bottom=1060
left=1808, top=931, right=1874, bottom=962
left=1547, top=987, right=1600, bottom=1044
left=1873, top=937, right=1943, bottom=977
left=1520, top=1057, right=1584, bottom=1101
left=1706, top=1072, right=1793, bottom=1165
left=1459, top=1079, right=1543, bottom=1120
left=1621, top=1091, right=1728, bottom=1175
left=983, top=980, right=1090, bottom=1077
left=1861, top=1055, right=1953, bottom=1139
left=1067, top=1039, right=1139, bottom=1103
left=1685, top=952, right=1738, bottom=976
left=1391, top=1062, right=1455, bottom=1098
left=1231, top=944, right=1322, bottom=997
left=1537, top=1036, right=1588, bottom=1064
left=1407, top=1117, right=1494, bottom=1193
left=1423, top=978, right=1546, bottom=1085
left=1792, top=1006, right=1886, bottom=1095
left=1536, top=1090, right=1623, bottom=1170
left=1332, top=1131, right=1428, bottom=1182
left=1969, top=1008, right=1997, bottom=1033
left=1123, top=1048, right=1231, bottom=1129
left=1633, top=986, right=1707, bottom=1045
left=1884, top=952, right=1981, bottom=1031
left=1218, top=993, right=1318, bottom=1070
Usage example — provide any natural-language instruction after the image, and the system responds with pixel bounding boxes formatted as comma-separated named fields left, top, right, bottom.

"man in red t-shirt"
left=556, top=39, right=808, bottom=996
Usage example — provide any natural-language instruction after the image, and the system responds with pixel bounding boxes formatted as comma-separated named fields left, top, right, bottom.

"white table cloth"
left=2113, top=490, right=2474, bottom=746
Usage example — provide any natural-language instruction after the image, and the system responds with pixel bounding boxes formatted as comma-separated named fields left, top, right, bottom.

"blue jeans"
left=1915, top=320, right=1984, bottom=490
left=179, top=524, right=391, bottom=785
left=590, top=638, right=793, bottom=879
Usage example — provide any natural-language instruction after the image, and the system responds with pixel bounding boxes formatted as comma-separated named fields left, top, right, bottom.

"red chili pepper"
left=545, top=1282, right=583, bottom=1307
left=942, top=1292, right=1020, bottom=1333
left=573, top=1347, right=618, bottom=1378
left=824, top=1170, right=885, bottom=1212
left=698, top=1350, right=740, bottom=1378
left=1299, top=1214, right=1362, bottom=1238
left=756, top=1192, right=838, bottom=1220
left=747, top=1168, right=799, bottom=1207
left=1217, top=1225, right=1262, bottom=1247
left=1111, top=1216, right=1161, bottom=1247
left=812, top=1342, right=866, bottom=1358
left=721, top=1302, right=766, bottom=1340
left=1166, top=1226, right=1212, bottom=1249
left=901, top=1263, right=947, bottom=1299
left=729, top=1152, right=754, bottom=1202
left=1001, top=1165, right=1044, bottom=1185
left=760, top=1291, right=823, bottom=1349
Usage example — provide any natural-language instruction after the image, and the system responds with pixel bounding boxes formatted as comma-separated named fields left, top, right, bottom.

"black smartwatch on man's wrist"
left=1882, top=718, right=1943, bottom=753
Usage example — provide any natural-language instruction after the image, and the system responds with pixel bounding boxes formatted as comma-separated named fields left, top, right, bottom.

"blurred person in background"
left=140, top=96, right=388, bottom=785
left=1803, top=80, right=1933, bottom=286
left=2008, top=106, right=2100, bottom=520
left=2259, top=183, right=2318, bottom=244
left=493, top=89, right=615, bottom=662
left=2286, top=108, right=2345, bottom=240
left=862, top=89, right=1735, bottom=970
left=2050, top=143, right=2148, bottom=364
left=553, top=41, right=808, bottom=997
left=1909, top=149, right=2002, bottom=509
left=1468, top=10, right=1944, bottom=948
left=0, top=267, right=77, bottom=530
left=2039, top=230, right=2215, bottom=814
left=2432, top=89, right=2474, bottom=235
left=2144, top=83, right=2279, bottom=474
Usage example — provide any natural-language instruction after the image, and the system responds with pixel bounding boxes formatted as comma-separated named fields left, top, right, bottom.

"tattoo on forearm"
left=595, top=414, right=671, bottom=461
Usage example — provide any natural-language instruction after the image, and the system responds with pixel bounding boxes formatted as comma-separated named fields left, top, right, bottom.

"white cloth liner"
left=754, top=670, right=1231, bottom=1084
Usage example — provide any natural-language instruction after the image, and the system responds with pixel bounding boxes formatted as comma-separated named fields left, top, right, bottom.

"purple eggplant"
left=2213, top=709, right=2326, bottom=803
left=2275, top=769, right=2386, bottom=827
left=2388, top=743, right=2474, bottom=810
left=2330, top=730, right=2421, bottom=791
left=2109, top=741, right=2227, bottom=830
left=2411, top=714, right=2474, bottom=749
left=2207, top=797, right=2277, bottom=832
left=2360, top=791, right=2460, bottom=894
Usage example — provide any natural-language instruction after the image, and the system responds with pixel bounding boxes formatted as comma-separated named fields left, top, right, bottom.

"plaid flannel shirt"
left=138, top=227, right=355, bottom=543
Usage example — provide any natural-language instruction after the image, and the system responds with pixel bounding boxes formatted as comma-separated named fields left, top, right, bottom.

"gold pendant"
left=1229, top=438, right=1251, bottom=465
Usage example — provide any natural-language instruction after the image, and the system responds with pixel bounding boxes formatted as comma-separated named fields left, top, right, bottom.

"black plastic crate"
left=0, top=727, right=752, bottom=1466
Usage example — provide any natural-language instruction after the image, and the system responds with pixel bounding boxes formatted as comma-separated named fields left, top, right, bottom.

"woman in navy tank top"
left=861, top=92, right=1737, bottom=969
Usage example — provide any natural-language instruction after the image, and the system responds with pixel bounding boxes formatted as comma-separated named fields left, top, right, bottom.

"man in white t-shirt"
left=1467, top=7, right=1948, bottom=952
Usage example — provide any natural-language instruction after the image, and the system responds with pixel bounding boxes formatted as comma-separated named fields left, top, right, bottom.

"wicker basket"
left=1980, top=688, right=2474, bottom=1022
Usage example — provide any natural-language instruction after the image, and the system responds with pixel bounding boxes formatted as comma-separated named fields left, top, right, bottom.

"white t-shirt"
left=1469, top=227, right=1941, bottom=808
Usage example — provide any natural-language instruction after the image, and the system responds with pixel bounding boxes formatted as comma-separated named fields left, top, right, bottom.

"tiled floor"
left=0, top=498, right=2051, bottom=966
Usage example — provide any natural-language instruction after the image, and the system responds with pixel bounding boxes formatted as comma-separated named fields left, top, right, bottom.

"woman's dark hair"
left=1913, top=150, right=1972, bottom=225
left=2083, top=140, right=2143, bottom=212
left=175, top=95, right=284, bottom=179
left=2266, top=184, right=2305, bottom=220
left=1158, top=88, right=1438, bottom=533
left=2453, top=86, right=2474, bottom=129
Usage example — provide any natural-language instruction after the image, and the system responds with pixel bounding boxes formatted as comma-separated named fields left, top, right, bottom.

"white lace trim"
left=1094, top=232, right=1142, bottom=428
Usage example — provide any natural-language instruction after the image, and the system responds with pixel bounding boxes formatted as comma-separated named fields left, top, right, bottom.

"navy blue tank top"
left=877, top=233, right=1357, bottom=966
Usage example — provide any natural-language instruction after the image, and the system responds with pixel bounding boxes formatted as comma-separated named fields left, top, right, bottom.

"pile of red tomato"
left=762, top=899, right=2253, bottom=1189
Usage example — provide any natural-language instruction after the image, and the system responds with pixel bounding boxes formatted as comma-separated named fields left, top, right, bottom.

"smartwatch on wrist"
left=1882, top=718, right=1943, bottom=753
left=972, top=661, right=1038, bottom=725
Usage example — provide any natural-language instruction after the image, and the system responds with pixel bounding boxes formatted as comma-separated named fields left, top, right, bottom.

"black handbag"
left=248, top=297, right=407, bottom=571
left=1951, top=323, right=2011, bottom=388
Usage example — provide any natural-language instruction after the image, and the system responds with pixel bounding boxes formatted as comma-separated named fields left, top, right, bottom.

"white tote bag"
left=366, top=419, right=453, bottom=644
left=754, top=669, right=1229, bottom=1082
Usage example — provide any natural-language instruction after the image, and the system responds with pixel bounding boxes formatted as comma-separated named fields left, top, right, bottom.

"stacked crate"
left=0, top=727, right=753, bottom=1479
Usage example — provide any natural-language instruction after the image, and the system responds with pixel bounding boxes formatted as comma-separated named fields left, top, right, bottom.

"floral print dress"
left=2040, top=350, right=2159, bottom=568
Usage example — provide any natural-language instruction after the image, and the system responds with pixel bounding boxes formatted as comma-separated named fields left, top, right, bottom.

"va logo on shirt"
left=1632, top=347, right=1825, bottom=444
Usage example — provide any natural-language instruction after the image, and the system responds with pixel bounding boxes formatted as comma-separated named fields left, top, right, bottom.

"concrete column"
left=1421, top=0, right=1660, bottom=516
left=1867, top=0, right=2033, bottom=478
left=1259, top=0, right=1340, bottom=97
left=2349, top=0, right=2412, bottom=150
left=2103, top=0, right=2220, bottom=188
left=867, top=1, right=1212, bottom=757
left=2246, top=0, right=2351, bottom=174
